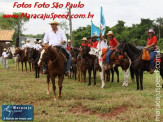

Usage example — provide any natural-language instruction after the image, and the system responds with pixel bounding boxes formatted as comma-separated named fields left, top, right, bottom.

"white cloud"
left=0, top=0, right=163, bottom=35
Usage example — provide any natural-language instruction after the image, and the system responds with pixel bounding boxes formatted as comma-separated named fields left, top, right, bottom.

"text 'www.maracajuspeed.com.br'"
left=2, top=12, right=94, bottom=20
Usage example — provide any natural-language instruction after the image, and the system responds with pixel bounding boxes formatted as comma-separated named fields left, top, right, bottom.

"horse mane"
left=126, top=42, right=141, bottom=53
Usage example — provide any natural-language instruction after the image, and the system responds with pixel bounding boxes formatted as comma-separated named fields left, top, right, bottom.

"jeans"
left=106, top=48, right=114, bottom=64
left=65, top=49, right=71, bottom=72
left=150, top=51, right=157, bottom=70
left=3, top=58, right=8, bottom=69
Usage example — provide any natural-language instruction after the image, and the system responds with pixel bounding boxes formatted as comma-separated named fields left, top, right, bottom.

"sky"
left=0, top=0, right=163, bottom=35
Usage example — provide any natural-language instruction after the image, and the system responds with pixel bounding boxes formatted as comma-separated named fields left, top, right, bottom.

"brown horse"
left=14, top=48, right=27, bottom=71
left=38, top=45, right=65, bottom=101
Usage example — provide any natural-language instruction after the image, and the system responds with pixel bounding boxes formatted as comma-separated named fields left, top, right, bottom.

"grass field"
left=0, top=59, right=163, bottom=122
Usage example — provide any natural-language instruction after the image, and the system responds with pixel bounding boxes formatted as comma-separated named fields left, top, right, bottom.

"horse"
left=14, top=48, right=27, bottom=71
left=89, top=47, right=131, bottom=88
left=38, top=45, right=65, bottom=101
left=117, top=42, right=152, bottom=90
left=69, top=47, right=80, bottom=80
left=26, top=47, right=34, bottom=71
left=78, top=46, right=102, bottom=86
left=29, top=48, right=40, bottom=78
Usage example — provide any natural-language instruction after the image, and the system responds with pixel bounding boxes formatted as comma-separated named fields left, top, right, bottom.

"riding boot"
left=149, top=66, right=154, bottom=74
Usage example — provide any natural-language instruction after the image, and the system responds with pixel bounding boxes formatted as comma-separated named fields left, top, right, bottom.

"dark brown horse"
left=78, top=46, right=101, bottom=86
left=14, top=48, right=27, bottom=71
left=69, top=47, right=80, bottom=80
left=38, top=45, right=65, bottom=101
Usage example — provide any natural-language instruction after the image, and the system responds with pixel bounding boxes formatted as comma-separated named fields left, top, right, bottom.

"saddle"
left=54, top=46, right=69, bottom=63
left=102, top=48, right=123, bottom=62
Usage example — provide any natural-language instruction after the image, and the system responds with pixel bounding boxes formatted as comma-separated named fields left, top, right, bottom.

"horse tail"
left=130, top=67, right=135, bottom=82
left=160, top=56, right=163, bottom=79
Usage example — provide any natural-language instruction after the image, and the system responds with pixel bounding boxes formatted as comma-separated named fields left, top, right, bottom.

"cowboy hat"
left=81, top=37, right=87, bottom=41
left=21, top=41, right=25, bottom=44
left=4, top=48, right=7, bottom=51
left=38, top=40, right=42, bottom=43
left=49, top=20, right=60, bottom=25
left=34, top=40, right=37, bottom=43
left=67, top=39, right=71, bottom=43
left=148, top=29, right=155, bottom=34
left=106, top=31, right=114, bottom=36
left=26, top=39, right=30, bottom=42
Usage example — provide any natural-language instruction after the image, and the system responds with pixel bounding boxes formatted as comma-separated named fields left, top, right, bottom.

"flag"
left=91, top=22, right=100, bottom=37
left=100, top=7, right=106, bottom=35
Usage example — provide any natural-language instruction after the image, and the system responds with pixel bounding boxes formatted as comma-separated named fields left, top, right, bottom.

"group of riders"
left=1, top=20, right=158, bottom=76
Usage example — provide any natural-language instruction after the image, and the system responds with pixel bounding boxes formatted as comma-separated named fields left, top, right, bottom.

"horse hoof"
left=54, top=98, right=57, bottom=101
left=101, top=86, right=104, bottom=88
left=58, top=94, right=62, bottom=98
left=47, top=91, right=49, bottom=95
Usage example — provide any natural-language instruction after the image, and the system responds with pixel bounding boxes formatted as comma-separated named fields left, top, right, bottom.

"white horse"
left=89, top=47, right=131, bottom=88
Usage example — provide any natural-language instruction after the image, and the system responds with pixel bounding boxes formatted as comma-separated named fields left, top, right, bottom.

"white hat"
left=39, top=40, right=42, bottom=43
left=81, top=37, right=87, bottom=41
left=4, top=48, right=7, bottom=51
left=148, top=29, right=155, bottom=34
left=67, top=39, right=71, bottom=43
left=49, top=20, right=59, bottom=25
left=21, top=41, right=25, bottom=44
left=26, top=39, right=30, bottom=42
left=106, top=31, right=114, bottom=35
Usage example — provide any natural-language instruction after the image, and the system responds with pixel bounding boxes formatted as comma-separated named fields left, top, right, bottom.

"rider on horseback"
left=81, top=37, right=88, bottom=47
left=88, top=34, right=99, bottom=48
left=144, top=29, right=158, bottom=74
left=43, top=20, right=71, bottom=76
left=105, top=31, right=119, bottom=69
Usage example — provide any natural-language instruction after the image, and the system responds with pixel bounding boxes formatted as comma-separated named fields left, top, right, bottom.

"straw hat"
left=67, top=39, right=71, bottom=43
left=106, top=31, right=114, bottom=36
left=26, top=39, right=30, bottom=42
left=81, top=37, right=87, bottom=41
left=34, top=40, right=37, bottom=43
left=21, top=41, right=25, bottom=44
left=4, top=48, right=7, bottom=51
left=49, top=20, right=59, bottom=25
left=39, top=40, right=42, bottom=43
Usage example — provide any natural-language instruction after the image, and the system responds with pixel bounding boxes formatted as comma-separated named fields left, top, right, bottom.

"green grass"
left=0, top=59, right=163, bottom=122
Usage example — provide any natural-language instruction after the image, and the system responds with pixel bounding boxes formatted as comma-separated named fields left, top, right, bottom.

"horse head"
left=38, top=44, right=51, bottom=66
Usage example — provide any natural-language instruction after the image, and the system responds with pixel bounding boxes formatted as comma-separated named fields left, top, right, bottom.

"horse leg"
left=122, top=69, right=129, bottom=87
left=88, top=69, right=91, bottom=85
left=135, top=73, right=139, bottom=90
left=114, top=67, right=119, bottom=83
left=83, top=69, right=87, bottom=83
left=21, top=62, right=23, bottom=72
left=77, top=66, right=80, bottom=82
left=38, top=67, right=40, bottom=78
left=25, top=61, right=27, bottom=71
left=100, top=69, right=105, bottom=88
left=35, top=67, right=37, bottom=78
left=107, top=70, right=110, bottom=82
left=75, top=66, right=77, bottom=80
left=58, top=76, right=64, bottom=98
left=93, top=69, right=96, bottom=86
left=140, top=72, right=143, bottom=90
left=29, top=62, right=31, bottom=72
left=111, top=68, right=114, bottom=82
left=50, top=75, right=57, bottom=101
left=46, top=73, right=50, bottom=95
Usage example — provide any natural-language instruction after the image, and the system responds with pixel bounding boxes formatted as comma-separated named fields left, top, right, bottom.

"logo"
left=2, top=105, right=33, bottom=121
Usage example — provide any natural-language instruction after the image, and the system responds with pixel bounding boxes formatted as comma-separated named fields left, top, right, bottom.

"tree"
left=156, top=17, right=163, bottom=39
left=0, top=12, right=30, bottom=44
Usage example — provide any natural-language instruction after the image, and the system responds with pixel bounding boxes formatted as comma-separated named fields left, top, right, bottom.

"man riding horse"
left=144, top=29, right=158, bottom=74
left=105, top=31, right=119, bottom=69
left=43, top=20, right=71, bottom=76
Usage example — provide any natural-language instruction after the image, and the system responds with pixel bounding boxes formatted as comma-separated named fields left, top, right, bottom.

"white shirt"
left=33, top=44, right=40, bottom=50
left=97, top=40, right=108, bottom=50
left=24, top=43, right=31, bottom=48
left=38, top=44, right=42, bottom=50
left=21, top=44, right=25, bottom=50
left=43, top=29, right=67, bottom=46
left=2, top=52, right=8, bottom=58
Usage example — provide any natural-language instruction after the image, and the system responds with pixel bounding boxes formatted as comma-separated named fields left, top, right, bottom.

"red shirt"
left=88, top=43, right=91, bottom=47
left=147, top=36, right=157, bottom=46
left=67, top=45, right=71, bottom=51
left=81, top=43, right=88, bottom=47
left=92, top=41, right=98, bottom=48
left=109, top=38, right=118, bottom=47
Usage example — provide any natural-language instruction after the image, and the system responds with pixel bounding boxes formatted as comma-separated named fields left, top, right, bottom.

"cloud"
left=0, top=0, right=163, bottom=35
